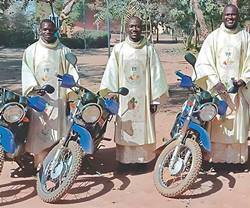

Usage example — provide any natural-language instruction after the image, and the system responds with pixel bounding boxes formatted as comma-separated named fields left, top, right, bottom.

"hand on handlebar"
left=213, top=82, right=236, bottom=111
left=214, top=82, right=227, bottom=94
left=105, top=93, right=117, bottom=100
left=234, top=79, right=246, bottom=88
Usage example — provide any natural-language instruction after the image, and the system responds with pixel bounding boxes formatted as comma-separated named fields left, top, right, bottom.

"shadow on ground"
left=176, top=161, right=249, bottom=199
left=0, top=179, right=37, bottom=207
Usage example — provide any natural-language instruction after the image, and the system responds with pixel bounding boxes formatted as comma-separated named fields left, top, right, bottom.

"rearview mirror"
left=118, top=87, right=129, bottom=96
left=184, top=53, right=196, bottom=68
left=65, top=53, right=77, bottom=67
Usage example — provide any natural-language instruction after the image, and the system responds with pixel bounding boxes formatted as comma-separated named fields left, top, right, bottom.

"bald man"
left=100, top=16, right=169, bottom=169
left=195, top=4, right=250, bottom=164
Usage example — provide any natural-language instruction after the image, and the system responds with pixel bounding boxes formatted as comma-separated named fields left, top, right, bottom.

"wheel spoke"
left=41, top=148, right=74, bottom=193
left=37, top=141, right=83, bottom=203
left=160, top=145, right=193, bottom=188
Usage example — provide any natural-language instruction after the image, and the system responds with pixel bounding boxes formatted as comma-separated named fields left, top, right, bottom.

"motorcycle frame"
left=172, top=95, right=212, bottom=152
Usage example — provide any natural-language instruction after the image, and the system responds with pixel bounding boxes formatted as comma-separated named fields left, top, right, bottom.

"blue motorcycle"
left=0, top=85, right=54, bottom=175
left=153, top=53, right=239, bottom=197
left=36, top=53, right=129, bottom=203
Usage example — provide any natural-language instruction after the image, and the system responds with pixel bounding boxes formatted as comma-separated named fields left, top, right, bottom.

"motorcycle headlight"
left=199, top=103, right=217, bottom=122
left=1, top=103, right=25, bottom=123
left=81, top=103, right=102, bottom=124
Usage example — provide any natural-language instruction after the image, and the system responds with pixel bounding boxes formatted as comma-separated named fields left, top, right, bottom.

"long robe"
left=100, top=37, right=169, bottom=163
left=195, top=23, right=250, bottom=163
left=22, top=38, right=79, bottom=154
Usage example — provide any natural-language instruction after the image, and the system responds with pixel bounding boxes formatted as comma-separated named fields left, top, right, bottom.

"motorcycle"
left=153, top=53, right=239, bottom=198
left=0, top=85, right=55, bottom=176
left=36, top=53, right=129, bottom=203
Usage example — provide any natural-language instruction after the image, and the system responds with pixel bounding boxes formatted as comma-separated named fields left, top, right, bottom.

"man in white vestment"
left=22, top=19, right=79, bottom=168
left=100, top=16, right=169, bottom=168
left=195, top=4, right=250, bottom=164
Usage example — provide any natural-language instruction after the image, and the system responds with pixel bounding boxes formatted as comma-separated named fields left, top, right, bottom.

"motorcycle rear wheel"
left=153, top=139, right=202, bottom=198
left=36, top=141, right=83, bottom=203
left=0, top=147, right=4, bottom=175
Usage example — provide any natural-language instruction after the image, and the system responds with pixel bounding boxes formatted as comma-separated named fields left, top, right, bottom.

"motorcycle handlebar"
left=56, top=74, right=63, bottom=80
left=175, top=70, right=185, bottom=78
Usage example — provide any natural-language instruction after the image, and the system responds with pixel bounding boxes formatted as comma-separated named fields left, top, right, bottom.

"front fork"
left=169, top=100, right=196, bottom=170
left=48, top=100, right=81, bottom=172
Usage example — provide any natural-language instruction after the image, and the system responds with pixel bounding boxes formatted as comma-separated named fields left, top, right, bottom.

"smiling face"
left=40, top=21, right=57, bottom=44
left=127, top=17, right=142, bottom=42
left=223, top=5, right=239, bottom=29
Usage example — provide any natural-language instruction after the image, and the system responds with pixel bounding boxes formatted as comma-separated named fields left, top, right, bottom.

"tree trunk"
left=230, top=0, right=239, bottom=6
left=191, top=0, right=209, bottom=39
left=38, top=0, right=77, bottom=22
left=156, top=26, right=159, bottom=43
left=60, top=0, right=77, bottom=21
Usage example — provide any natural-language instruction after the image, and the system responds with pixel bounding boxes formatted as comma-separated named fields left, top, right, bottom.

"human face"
left=223, top=5, right=239, bottom=29
left=40, top=22, right=57, bottom=44
left=127, top=17, right=142, bottom=42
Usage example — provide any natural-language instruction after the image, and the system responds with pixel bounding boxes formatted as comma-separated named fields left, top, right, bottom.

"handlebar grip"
left=175, top=70, right=185, bottom=78
left=227, top=85, right=239, bottom=94
left=57, top=74, right=63, bottom=79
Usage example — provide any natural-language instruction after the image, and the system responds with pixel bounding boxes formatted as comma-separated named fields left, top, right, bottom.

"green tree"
left=0, top=0, right=31, bottom=31
left=94, top=0, right=161, bottom=41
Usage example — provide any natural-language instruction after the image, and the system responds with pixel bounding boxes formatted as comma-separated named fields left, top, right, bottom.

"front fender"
left=188, top=121, right=211, bottom=152
left=0, top=126, right=16, bottom=153
left=72, top=123, right=94, bottom=154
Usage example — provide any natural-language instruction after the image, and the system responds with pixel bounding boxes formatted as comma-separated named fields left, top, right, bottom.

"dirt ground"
left=0, top=34, right=250, bottom=208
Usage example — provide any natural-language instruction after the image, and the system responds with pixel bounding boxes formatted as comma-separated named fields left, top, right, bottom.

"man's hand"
left=213, top=82, right=227, bottom=94
left=234, top=79, right=246, bottom=87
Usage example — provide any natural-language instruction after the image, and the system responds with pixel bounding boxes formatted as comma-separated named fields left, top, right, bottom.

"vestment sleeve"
left=240, top=33, right=250, bottom=84
left=100, top=46, right=119, bottom=92
left=195, top=33, right=221, bottom=90
left=240, top=32, right=250, bottom=105
left=150, top=46, right=169, bottom=100
left=21, top=50, right=38, bottom=95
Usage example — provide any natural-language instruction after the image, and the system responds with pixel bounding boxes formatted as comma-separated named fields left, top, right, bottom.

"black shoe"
left=133, top=163, right=148, bottom=172
left=116, top=162, right=131, bottom=173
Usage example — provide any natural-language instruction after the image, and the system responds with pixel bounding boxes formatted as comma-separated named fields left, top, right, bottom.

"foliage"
left=0, top=1, right=31, bottom=30
left=68, top=0, right=86, bottom=22
left=35, top=1, right=61, bottom=23
left=238, top=0, right=250, bottom=22
left=0, top=29, right=35, bottom=47
left=0, top=1, right=35, bottom=38
left=162, top=0, right=194, bottom=35
left=162, top=0, right=248, bottom=36
left=0, top=1, right=35, bottom=47
left=63, top=0, right=87, bottom=37
left=60, top=30, right=108, bottom=49
left=35, top=0, right=86, bottom=23
left=35, top=0, right=87, bottom=37
left=0, top=0, right=30, bottom=13
left=94, top=0, right=162, bottom=40
left=199, top=0, right=223, bottom=30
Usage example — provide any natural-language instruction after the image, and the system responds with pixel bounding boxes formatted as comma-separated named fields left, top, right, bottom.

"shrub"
left=0, top=30, right=35, bottom=48
left=0, top=29, right=108, bottom=49
left=72, top=30, right=108, bottom=48
left=59, top=37, right=84, bottom=49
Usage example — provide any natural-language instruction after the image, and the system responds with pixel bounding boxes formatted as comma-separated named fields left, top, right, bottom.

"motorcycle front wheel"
left=153, top=139, right=202, bottom=198
left=36, top=141, right=83, bottom=203
left=0, top=146, right=4, bottom=175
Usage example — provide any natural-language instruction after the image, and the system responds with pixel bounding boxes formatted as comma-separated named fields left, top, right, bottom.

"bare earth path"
left=0, top=35, right=250, bottom=208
